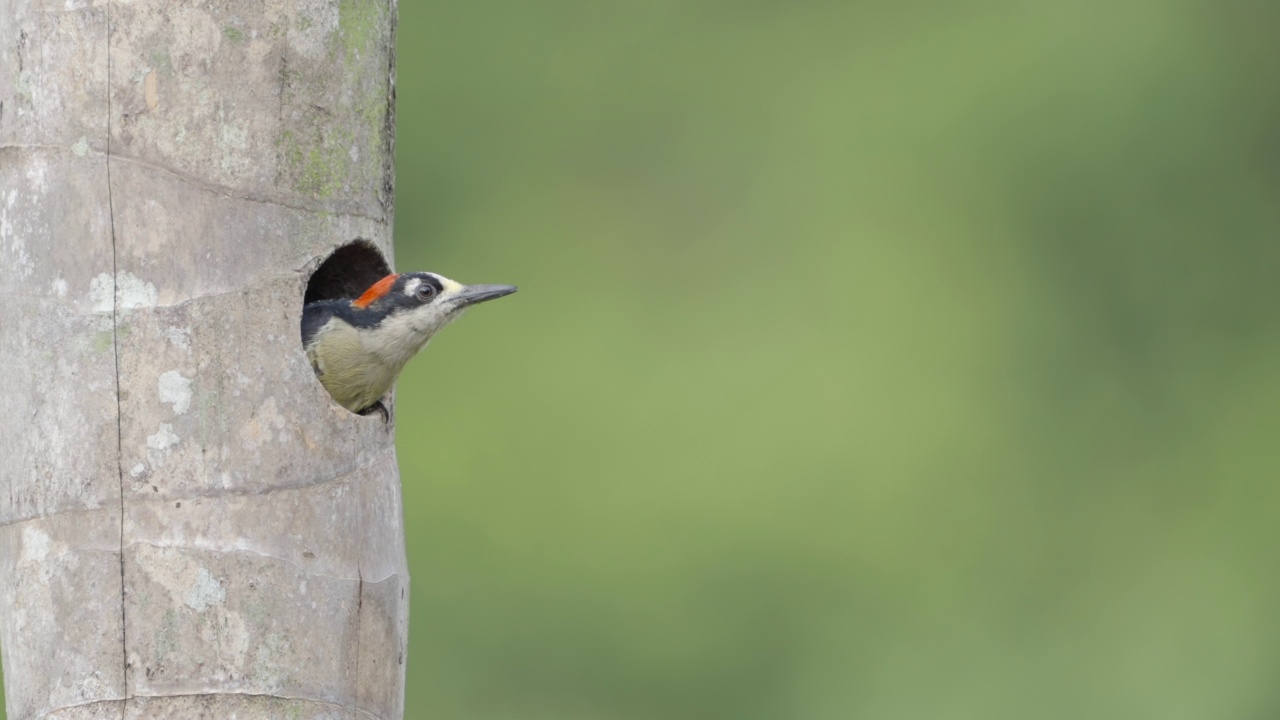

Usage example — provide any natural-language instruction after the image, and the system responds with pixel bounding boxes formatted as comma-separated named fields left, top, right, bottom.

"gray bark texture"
left=0, top=1, right=408, bottom=718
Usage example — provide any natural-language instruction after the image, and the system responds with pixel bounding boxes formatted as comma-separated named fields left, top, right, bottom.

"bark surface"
left=0, top=1, right=407, bottom=718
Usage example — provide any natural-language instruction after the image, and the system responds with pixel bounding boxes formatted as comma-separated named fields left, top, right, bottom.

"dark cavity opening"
left=304, top=240, right=393, bottom=305
left=302, top=240, right=394, bottom=418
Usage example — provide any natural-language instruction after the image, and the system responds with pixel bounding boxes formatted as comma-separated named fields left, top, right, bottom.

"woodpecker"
left=301, top=271, right=517, bottom=418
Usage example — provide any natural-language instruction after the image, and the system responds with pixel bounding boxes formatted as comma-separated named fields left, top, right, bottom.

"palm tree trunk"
left=0, top=1, right=408, bottom=717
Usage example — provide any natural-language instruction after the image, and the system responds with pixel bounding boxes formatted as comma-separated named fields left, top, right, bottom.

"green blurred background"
left=7, top=1, right=1280, bottom=718
left=390, top=1, right=1280, bottom=718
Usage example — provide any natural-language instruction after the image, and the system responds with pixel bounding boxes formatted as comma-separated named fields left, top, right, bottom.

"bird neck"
left=361, top=307, right=444, bottom=370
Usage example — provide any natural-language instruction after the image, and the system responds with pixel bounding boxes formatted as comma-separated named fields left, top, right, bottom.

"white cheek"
left=407, top=306, right=449, bottom=335
left=412, top=314, right=448, bottom=336
left=403, top=278, right=422, bottom=297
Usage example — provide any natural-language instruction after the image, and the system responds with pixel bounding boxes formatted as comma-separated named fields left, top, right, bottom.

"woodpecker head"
left=350, top=271, right=517, bottom=340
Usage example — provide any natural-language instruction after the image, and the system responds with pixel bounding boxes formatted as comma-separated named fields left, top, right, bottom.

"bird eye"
left=416, top=285, right=437, bottom=301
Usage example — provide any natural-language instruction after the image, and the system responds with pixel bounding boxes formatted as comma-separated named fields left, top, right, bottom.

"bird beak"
left=453, top=284, right=518, bottom=307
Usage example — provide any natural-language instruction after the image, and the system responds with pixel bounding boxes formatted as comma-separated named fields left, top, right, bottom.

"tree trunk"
left=0, top=1, right=408, bottom=718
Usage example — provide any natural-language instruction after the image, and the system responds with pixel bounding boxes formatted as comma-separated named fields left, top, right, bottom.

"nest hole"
left=302, top=240, right=394, bottom=418
left=304, top=240, right=393, bottom=305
